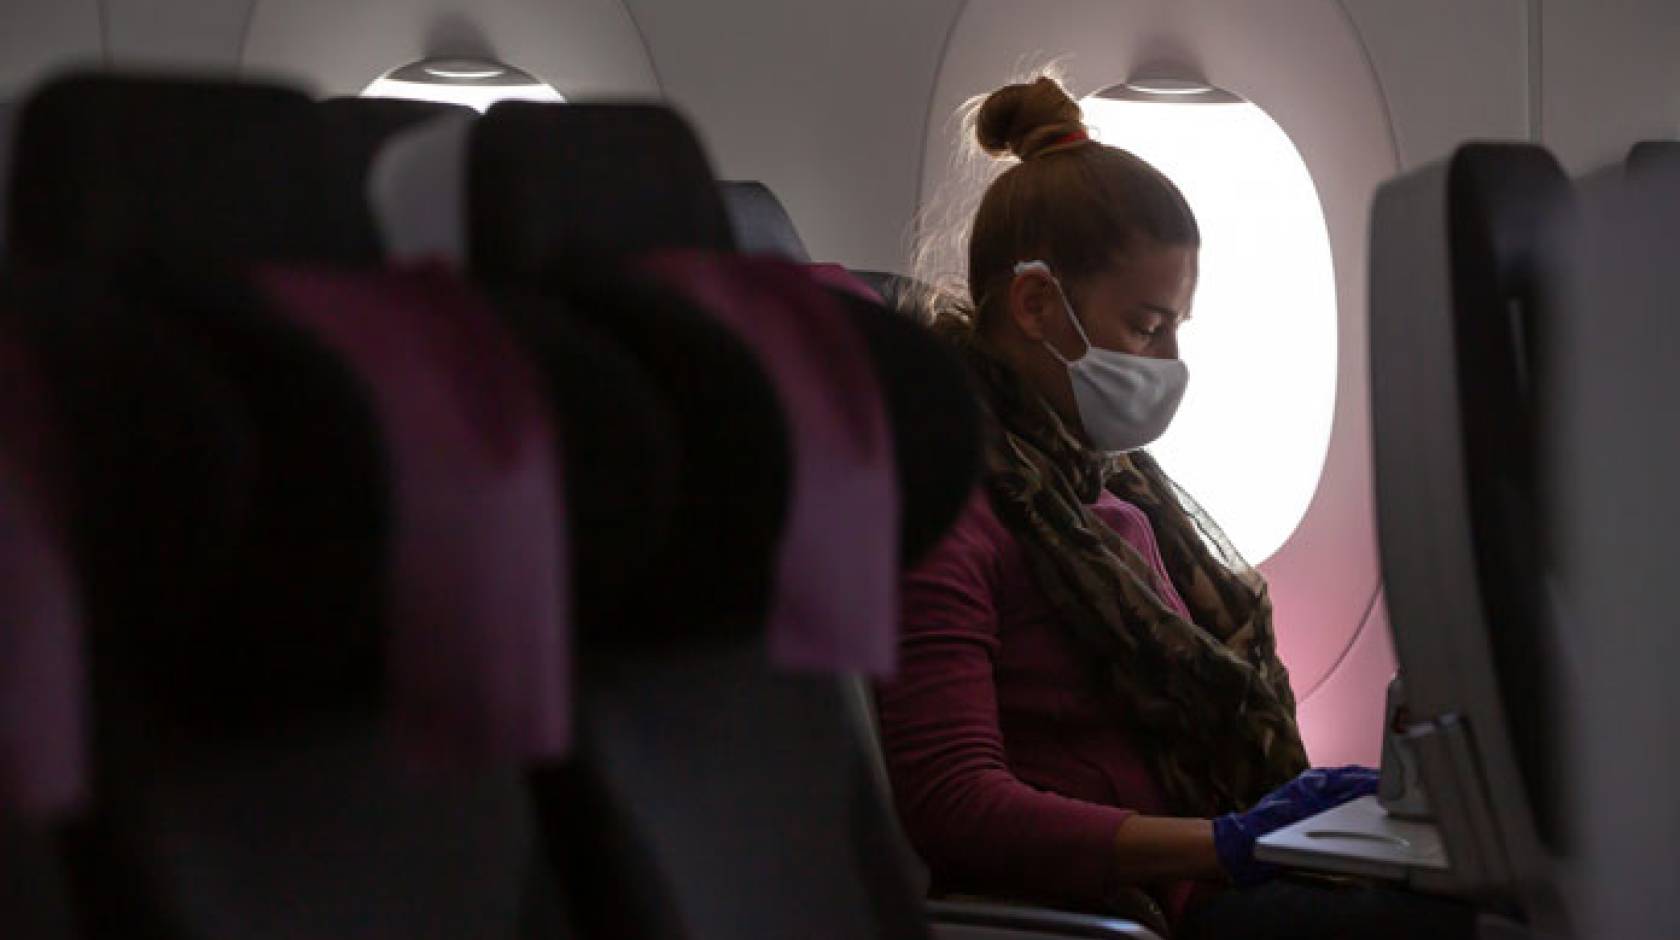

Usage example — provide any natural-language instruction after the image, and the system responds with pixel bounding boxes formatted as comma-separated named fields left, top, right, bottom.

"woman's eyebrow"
left=1137, top=303, right=1186, bottom=321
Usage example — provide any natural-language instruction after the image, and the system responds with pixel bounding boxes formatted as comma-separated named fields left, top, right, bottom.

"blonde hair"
left=907, top=73, right=1199, bottom=333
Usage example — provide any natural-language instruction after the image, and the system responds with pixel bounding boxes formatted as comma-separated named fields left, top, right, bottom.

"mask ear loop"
left=1013, top=260, right=1093, bottom=363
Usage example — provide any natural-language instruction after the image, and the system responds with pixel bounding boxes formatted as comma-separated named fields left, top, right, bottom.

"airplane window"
left=1082, top=89, right=1337, bottom=564
left=361, top=58, right=564, bottom=112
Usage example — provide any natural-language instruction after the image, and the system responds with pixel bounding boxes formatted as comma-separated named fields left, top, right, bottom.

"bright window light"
left=361, top=58, right=564, bottom=113
left=1082, top=94, right=1337, bottom=564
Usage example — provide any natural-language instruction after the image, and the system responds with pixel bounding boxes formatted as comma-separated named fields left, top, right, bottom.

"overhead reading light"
left=361, top=57, right=565, bottom=112
left=1095, top=64, right=1241, bottom=104
left=421, top=60, right=508, bottom=81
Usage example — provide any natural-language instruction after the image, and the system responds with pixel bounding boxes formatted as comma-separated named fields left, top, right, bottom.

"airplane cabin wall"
left=103, top=0, right=254, bottom=70
left=1541, top=0, right=1680, bottom=172
left=1341, top=0, right=1532, bottom=167
left=618, top=0, right=964, bottom=273
left=0, top=2, right=102, bottom=96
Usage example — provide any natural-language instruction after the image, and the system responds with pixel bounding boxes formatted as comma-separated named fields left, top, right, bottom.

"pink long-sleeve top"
left=875, top=486, right=1206, bottom=920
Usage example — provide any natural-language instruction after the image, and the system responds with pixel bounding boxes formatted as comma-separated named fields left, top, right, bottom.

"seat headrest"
left=644, top=253, right=899, bottom=675
left=491, top=285, right=681, bottom=633
left=318, top=96, right=475, bottom=193
left=0, top=323, right=83, bottom=820
left=1449, top=144, right=1574, bottom=299
left=252, top=265, right=571, bottom=765
left=469, top=102, right=735, bottom=278
left=371, top=111, right=475, bottom=265
left=719, top=181, right=811, bottom=262
left=807, top=266, right=983, bottom=569
left=1626, top=140, right=1680, bottom=181
left=6, top=73, right=379, bottom=267
left=539, top=266, right=791, bottom=648
left=1445, top=143, right=1574, bottom=846
left=4, top=271, right=306, bottom=734
left=846, top=269, right=924, bottom=315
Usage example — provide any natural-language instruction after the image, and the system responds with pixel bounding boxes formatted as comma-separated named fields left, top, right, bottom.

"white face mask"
left=1016, top=260, right=1189, bottom=454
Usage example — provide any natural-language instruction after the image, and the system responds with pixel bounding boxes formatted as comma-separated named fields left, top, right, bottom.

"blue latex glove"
left=1212, top=765, right=1380, bottom=886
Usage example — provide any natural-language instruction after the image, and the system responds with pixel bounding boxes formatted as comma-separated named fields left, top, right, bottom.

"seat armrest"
left=926, top=900, right=1165, bottom=940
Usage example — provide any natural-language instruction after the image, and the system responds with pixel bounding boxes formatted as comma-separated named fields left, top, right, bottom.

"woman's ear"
left=1005, top=269, right=1060, bottom=342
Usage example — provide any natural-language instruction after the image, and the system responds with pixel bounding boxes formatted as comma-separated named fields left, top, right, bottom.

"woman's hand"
left=1211, top=766, right=1380, bottom=885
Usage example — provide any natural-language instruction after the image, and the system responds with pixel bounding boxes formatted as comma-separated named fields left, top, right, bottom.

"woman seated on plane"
left=874, top=75, right=1474, bottom=940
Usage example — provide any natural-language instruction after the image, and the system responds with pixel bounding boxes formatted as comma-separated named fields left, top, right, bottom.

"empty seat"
left=719, top=180, right=811, bottom=261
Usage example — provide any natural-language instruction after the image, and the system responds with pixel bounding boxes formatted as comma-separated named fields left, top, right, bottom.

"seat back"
left=719, top=180, right=811, bottom=261
left=1369, top=143, right=1576, bottom=930
left=1553, top=148, right=1680, bottom=940
left=441, top=101, right=948, bottom=940
left=469, top=101, right=735, bottom=279
left=1624, top=139, right=1680, bottom=179
left=8, top=268, right=566, bottom=940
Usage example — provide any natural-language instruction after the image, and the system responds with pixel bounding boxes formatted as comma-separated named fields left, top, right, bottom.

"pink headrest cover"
left=256, top=264, right=571, bottom=765
left=644, top=252, right=900, bottom=675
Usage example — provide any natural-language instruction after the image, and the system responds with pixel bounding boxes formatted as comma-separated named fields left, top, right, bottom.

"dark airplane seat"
left=816, top=279, right=979, bottom=884
left=470, top=101, right=735, bottom=278
left=850, top=268, right=915, bottom=309
left=370, top=100, right=780, bottom=649
left=719, top=180, right=812, bottom=261
left=4, top=73, right=380, bottom=268
left=702, top=180, right=981, bottom=565
left=431, top=99, right=1151, bottom=940
left=452, top=101, right=919, bottom=939
left=491, top=285, right=684, bottom=629
left=0, top=268, right=571, bottom=939
left=1370, top=143, right=1577, bottom=933
left=1, top=72, right=572, bottom=936
left=821, top=281, right=981, bottom=570
left=1555, top=150, right=1680, bottom=940
left=456, top=102, right=800, bottom=631
left=1623, top=139, right=1680, bottom=179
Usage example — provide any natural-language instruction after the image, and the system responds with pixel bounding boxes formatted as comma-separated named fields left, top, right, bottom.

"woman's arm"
left=1111, top=815, right=1222, bottom=883
left=875, top=494, right=1224, bottom=905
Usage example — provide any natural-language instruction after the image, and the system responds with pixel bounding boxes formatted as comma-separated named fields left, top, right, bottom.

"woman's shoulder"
left=918, top=486, right=1012, bottom=567
left=899, top=487, right=1016, bottom=630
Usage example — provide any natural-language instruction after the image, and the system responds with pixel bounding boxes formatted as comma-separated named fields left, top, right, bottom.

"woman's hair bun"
left=974, top=76, right=1086, bottom=161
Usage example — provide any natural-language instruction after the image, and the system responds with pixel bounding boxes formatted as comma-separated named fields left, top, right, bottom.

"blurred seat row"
left=0, top=72, right=1158, bottom=939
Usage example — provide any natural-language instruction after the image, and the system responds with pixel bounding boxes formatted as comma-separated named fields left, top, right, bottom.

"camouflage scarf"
left=957, top=333, right=1308, bottom=817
